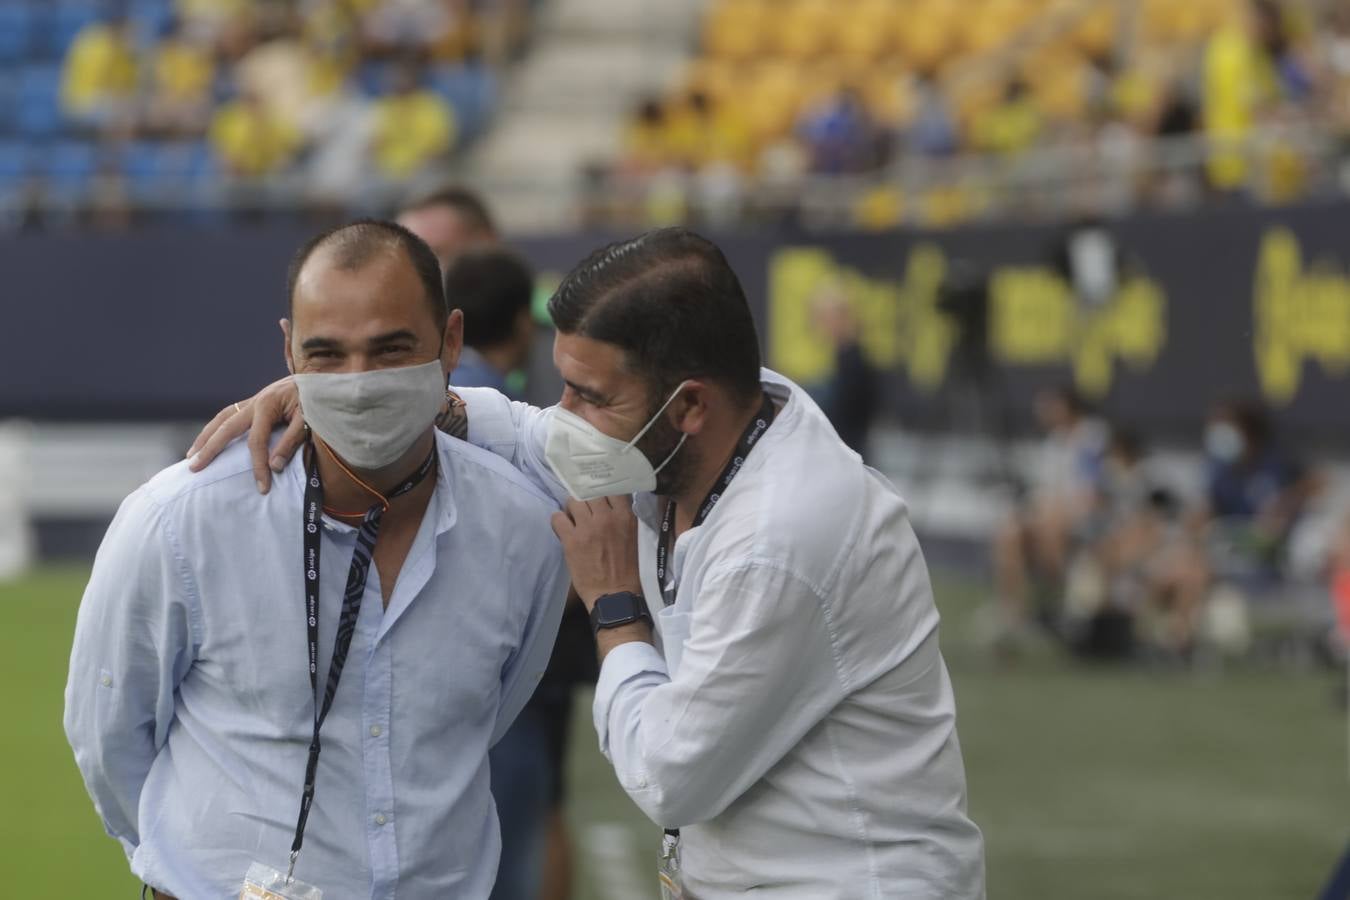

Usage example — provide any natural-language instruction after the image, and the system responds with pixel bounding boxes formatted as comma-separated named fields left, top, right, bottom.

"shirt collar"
left=282, top=431, right=458, bottom=537
left=630, top=370, right=797, bottom=532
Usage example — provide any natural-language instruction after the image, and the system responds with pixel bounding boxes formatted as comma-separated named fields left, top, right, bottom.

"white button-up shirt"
left=64, top=431, right=568, bottom=898
left=459, top=369, right=986, bottom=899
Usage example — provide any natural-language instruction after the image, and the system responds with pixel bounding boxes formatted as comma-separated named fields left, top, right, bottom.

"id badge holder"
left=239, top=861, right=323, bottom=900
left=657, top=831, right=684, bottom=900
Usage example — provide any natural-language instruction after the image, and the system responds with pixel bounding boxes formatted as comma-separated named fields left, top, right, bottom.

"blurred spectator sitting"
left=796, top=86, right=882, bottom=174
left=142, top=18, right=216, bottom=137
left=1145, top=400, right=1322, bottom=655
left=396, top=185, right=497, bottom=268
left=61, top=10, right=139, bottom=133
left=621, top=98, right=672, bottom=176
left=362, top=0, right=458, bottom=58
left=1203, top=0, right=1312, bottom=192
left=992, top=386, right=1106, bottom=643
left=371, top=62, right=457, bottom=180
left=905, top=72, right=958, bottom=159
left=209, top=85, right=303, bottom=178
left=972, top=78, right=1042, bottom=156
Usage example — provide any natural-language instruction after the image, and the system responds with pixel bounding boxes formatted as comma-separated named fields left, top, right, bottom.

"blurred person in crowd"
left=1146, top=400, right=1320, bottom=655
left=410, top=204, right=589, bottom=900
left=810, top=285, right=878, bottom=459
left=142, top=17, right=216, bottom=137
left=1063, top=428, right=1172, bottom=658
left=61, top=8, right=138, bottom=133
left=192, top=226, right=987, bottom=899
left=371, top=61, right=457, bottom=181
left=992, top=386, right=1106, bottom=642
left=362, top=0, right=459, bottom=57
left=972, top=78, right=1042, bottom=157
left=397, top=185, right=498, bottom=268
left=1203, top=0, right=1312, bottom=192
left=621, top=97, right=672, bottom=175
left=65, top=221, right=568, bottom=898
left=444, top=248, right=535, bottom=398
left=905, top=71, right=959, bottom=159
left=797, top=86, right=881, bottom=175
left=209, top=84, right=303, bottom=178
left=444, top=249, right=594, bottom=900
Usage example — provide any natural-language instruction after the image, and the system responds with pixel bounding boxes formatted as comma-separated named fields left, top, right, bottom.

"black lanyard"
left=288, top=441, right=437, bottom=876
left=654, top=393, right=776, bottom=609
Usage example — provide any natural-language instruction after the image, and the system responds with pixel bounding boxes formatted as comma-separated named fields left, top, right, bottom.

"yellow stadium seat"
left=704, top=0, right=770, bottom=62
left=832, top=1, right=897, bottom=62
left=769, top=0, right=835, bottom=61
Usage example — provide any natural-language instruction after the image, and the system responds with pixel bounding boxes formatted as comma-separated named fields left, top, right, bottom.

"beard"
left=634, top=405, right=694, bottom=497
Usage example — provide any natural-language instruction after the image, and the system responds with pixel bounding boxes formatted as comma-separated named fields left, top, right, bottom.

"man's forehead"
left=291, top=250, right=431, bottom=334
left=553, top=332, right=633, bottom=393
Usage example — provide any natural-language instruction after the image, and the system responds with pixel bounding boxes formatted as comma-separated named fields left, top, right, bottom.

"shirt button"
left=99, top=674, right=113, bottom=687
left=374, top=813, right=387, bottom=826
left=370, top=725, right=382, bottom=737
left=636, top=776, right=648, bottom=788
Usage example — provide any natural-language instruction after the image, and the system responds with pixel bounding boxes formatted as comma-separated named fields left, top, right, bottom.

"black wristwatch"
left=590, top=591, right=651, bottom=635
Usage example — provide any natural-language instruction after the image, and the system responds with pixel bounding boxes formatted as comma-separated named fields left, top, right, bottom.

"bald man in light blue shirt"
left=63, top=220, right=568, bottom=898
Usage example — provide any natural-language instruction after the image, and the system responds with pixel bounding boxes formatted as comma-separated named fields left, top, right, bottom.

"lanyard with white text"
left=654, top=392, right=776, bottom=609
left=288, top=442, right=437, bottom=878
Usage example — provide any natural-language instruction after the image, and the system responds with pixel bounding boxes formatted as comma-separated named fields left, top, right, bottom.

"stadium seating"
left=0, top=0, right=508, bottom=217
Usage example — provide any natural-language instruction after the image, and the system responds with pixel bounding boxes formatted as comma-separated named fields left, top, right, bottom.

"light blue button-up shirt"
left=64, top=431, right=568, bottom=899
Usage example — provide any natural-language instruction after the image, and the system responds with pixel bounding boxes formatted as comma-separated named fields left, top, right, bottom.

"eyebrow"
left=367, top=329, right=418, bottom=347
left=564, top=379, right=607, bottom=404
left=299, top=330, right=419, bottom=352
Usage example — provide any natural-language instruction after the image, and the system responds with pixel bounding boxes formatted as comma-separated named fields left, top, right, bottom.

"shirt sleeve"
left=63, top=487, right=199, bottom=860
left=452, top=385, right=568, bottom=508
left=592, top=558, right=848, bottom=828
left=490, top=539, right=570, bottom=746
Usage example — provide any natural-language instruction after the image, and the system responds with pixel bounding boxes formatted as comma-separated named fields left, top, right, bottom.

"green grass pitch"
left=4, top=565, right=1346, bottom=898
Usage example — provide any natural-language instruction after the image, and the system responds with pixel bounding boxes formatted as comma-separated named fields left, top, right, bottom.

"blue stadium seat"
left=17, top=64, right=64, bottom=137
left=429, top=65, right=497, bottom=139
left=43, top=139, right=99, bottom=188
left=357, top=62, right=393, bottom=97
left=0, top=142, right=31, bottom=188
left=130, top=0, right=175, bottom=44
left=0, top=4, right=36, bottom=64
left=0, top=72, right=19, bottom=135
left=46, top=2, right=102, bottom=59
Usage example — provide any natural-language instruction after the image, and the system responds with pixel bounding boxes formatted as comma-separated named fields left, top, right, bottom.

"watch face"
left=593, top=592, right=647, bottom=630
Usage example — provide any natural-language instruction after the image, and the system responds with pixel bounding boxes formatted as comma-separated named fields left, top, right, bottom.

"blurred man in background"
left=397, top=184, right=497, bottom=268
left=443, top=248, right=535, bottom=398
left=992, top=386, right=1106, bottom=645
left=439, top=245, right=593, bottom=900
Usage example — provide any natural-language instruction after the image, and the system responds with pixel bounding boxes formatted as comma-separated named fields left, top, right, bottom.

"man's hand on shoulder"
left=186, top=376, right=306, bottom=494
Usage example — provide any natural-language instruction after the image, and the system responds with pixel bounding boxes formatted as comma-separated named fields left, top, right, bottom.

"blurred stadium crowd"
left=10, top=0, right=1350, bottom=230
left=601, top=0, right=1350, bottom=228
left=0, top=0, right=527, bottom=228
left=986, top=385, right=1350, bottom=667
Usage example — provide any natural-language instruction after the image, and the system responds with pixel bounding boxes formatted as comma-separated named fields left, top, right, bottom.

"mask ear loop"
left=624, top=381, right=691, bottom=451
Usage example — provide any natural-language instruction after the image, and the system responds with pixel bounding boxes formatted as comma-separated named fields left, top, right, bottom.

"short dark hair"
left=287, top=219, right=447, bottom=326
left=443, top=247, right=534, bottom=349
left=400, top=185, right=496, bottom=237
left=547, top=227, right=762, bottom=405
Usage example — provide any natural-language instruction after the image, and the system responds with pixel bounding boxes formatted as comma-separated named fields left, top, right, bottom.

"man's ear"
left=670, top=380, right=709, bottom=437
left=281, top=318, right=295, bottom=375
left=441, top=310, right=464, bottom=379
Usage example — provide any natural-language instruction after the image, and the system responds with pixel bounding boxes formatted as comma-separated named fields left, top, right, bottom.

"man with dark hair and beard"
left=190, top=227, right=986, bottom=899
